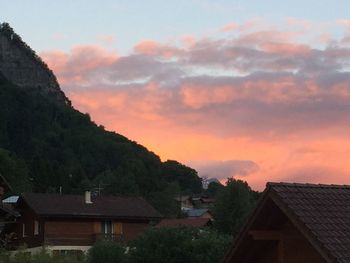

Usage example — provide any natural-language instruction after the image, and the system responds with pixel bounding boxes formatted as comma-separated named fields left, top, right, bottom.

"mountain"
left=0, top=23, right=67, bottom=103
left=0, top=23, right=202, bottom=216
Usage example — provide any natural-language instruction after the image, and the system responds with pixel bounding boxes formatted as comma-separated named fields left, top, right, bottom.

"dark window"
left=101, top=221, right=113, bottom=234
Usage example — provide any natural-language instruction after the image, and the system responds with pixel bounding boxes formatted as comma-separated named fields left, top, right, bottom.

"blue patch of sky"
left=0, top=0, right=349, bottom=54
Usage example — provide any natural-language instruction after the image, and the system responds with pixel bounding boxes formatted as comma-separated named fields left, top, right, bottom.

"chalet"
left=156, top=218, right=211, bottom=228
left=3, top=191, right=162, bottom=254
left=222, top=182, right=350, bottom=263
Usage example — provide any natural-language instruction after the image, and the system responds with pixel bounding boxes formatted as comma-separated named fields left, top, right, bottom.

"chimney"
left=85, top=191, right=92, bottom=204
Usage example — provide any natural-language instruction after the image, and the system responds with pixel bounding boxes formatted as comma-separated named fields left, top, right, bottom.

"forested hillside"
left=0, top=72, right=201, bottom=216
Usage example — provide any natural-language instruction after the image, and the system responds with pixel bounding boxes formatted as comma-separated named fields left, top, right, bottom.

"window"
left=22, top=223, right=26, bottom=237
left=101, top=221, right=113, bottom=234
left=34, top=220, right=39, bottom=235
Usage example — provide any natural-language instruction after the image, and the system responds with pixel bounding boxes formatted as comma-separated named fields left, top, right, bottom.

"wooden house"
left=5, top=191, right=162, bottom=254
left=222, top=182, right=350, bottom=263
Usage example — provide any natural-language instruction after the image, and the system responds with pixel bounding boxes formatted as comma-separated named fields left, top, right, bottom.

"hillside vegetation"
left=0, top=74, right=201, bottom=215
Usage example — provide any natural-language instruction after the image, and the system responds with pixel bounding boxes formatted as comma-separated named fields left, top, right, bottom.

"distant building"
left=222, top=182, right=350, bottom=263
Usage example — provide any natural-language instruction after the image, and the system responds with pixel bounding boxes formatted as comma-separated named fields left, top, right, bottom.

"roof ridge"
left=267, top=182, right=350, bottom=189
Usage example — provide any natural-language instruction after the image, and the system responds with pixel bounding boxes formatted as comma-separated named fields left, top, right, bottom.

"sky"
left=2, top=1, right=350, bottom=190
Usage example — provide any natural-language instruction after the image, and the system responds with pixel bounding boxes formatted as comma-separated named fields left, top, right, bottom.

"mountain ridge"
left=0, top=22, right=68, bottom=103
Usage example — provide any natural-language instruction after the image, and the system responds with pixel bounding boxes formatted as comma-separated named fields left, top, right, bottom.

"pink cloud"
left=261, top=42, right=311, bottom=56
left=338, top=19, right=350, bottom=31
left=134, top=39, right=182, bottom=58
left=41, top=45, right=118, bottom=85
left=41, top=21, right=350, bottom=189
left=222, top=23, right=239, bottom=32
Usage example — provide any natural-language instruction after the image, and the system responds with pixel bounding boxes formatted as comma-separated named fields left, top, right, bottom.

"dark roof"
left=156, top=218, right=211, bottom=228
left=268, top=182, right=350, bottom=263
left=20, top=193, right=162, bottom=220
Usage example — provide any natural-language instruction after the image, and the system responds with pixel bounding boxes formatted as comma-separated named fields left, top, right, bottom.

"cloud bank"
left=41, top=19, right=350, bottom=189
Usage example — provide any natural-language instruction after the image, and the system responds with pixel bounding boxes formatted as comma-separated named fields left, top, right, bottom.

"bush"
left=0, top=248, right=11, bottom=263
left=88, top=241, right=125, bottom=263
left=128, top=226, right=232, bottom=263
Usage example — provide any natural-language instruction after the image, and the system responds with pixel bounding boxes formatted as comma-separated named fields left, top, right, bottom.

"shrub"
left=88, top=241, right=125, bottom=263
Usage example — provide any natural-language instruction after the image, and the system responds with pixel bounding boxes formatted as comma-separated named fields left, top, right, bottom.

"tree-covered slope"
left=0, top=74, right=201, bottom=215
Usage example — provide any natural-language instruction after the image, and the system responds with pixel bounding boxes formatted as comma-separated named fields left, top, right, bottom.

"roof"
left=269, top=182, right=350, bottom=263
left=20, top=193, right=162, bottom=220
left=223, top=182, right=350, bottom=263
left=3, top=196, right=19, bottom=204
left=187, top=208, right=209, bottom=217
left=156, top=218, right=211, bottom=228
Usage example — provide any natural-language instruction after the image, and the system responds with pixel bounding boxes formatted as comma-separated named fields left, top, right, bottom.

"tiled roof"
left=20, top=193, right=162, bottom=220
left=269, top=183, right=350, bottom=263
left=156, top=218, right=210, bottom=228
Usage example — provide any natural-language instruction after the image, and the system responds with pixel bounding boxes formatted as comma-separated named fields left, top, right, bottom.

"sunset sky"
left=2, top=1, right=350, bottom=189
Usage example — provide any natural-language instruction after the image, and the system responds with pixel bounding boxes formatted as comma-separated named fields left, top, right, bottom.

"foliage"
left=128, top=227, right=232, bottom=263
left=0, top=248, right=11, bottom=263
left=162, top=160, right=202, bottom=194
left=0, top=149, right=32, bottom=194
left=88, top=241, right=125, bottom=263
left=146, top=182, right=181, bottom=217
left=204, top=181, right=224, bottom=198
left=2, top=248, right=84, bottom=263
left=212, top=178, right=260, bottom=235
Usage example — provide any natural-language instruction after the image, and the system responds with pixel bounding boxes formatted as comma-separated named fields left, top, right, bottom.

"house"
left=4, top=191, right=162, bottom=254
left=222, top=182, right=350, bottom=263
left=156, top=218, right=211, bottom=228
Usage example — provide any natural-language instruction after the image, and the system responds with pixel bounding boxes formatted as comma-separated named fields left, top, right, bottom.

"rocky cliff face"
left=0, top=23, right=68, bottom=103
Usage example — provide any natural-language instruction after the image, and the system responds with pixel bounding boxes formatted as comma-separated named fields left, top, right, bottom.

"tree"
left=204, top=181, right=224, bottom=198
left=212, top=178, right=259, bottom=235
left=162, top=160, right=202, bottom=194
